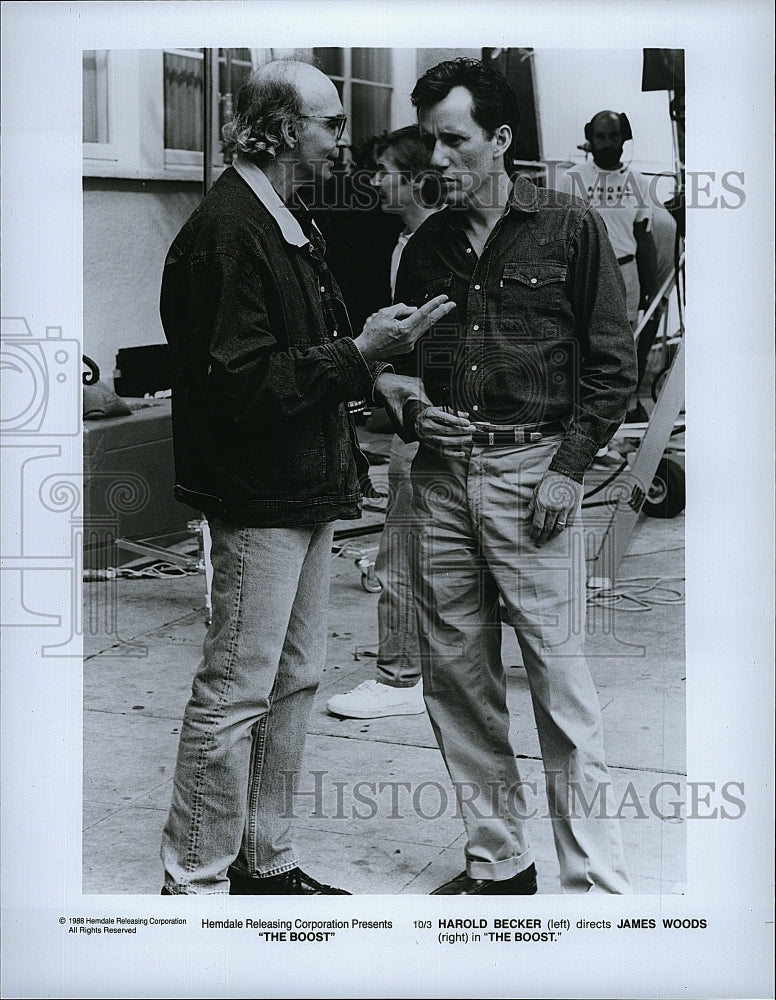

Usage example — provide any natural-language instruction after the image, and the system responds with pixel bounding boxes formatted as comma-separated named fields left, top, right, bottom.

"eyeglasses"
left=298, top=115, right=348, bottom=141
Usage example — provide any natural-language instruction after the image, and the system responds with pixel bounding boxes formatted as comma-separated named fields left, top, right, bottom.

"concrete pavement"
left=82, top=431, right=686, bottom=895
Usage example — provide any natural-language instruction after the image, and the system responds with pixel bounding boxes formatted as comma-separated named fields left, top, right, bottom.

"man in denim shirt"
left=394, top=59, right=637, bottom=894
left=159, top=60, right=453, bottom=895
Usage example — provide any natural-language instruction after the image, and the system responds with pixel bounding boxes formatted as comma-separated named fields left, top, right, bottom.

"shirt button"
left=332, top=330, right=338, bottom=338
left=473, top=324, right=480, bottom=331
left=472, top=405, right=479, bottom=411
left=320, top=285, right=326, bottom=293
left=530, top=277, right=538, bottom=285
left=474, top=283, right=481, bottom=290
left=471, top=364, right=478, bottom=371
left=466, top=247, right=472, bottom=254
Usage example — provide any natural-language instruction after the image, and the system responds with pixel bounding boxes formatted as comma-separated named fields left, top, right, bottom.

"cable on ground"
left=83, top=562, right=198, bottom=581
left=586, top=575, right=685, bottom=611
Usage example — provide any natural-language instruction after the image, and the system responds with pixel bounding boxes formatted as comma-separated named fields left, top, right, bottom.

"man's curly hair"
left=221, top=62, right=304, bottom=165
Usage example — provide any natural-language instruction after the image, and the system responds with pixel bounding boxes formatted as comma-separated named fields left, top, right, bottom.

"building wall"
left=82, top=47, right=676, bottom=385
left=533, top=49, right=675, bottom=174
left=390, top=49, right=482, bottom=133
left=81, top=51, right=486, bottom=385
left=83, top=179, right=200, bottom=381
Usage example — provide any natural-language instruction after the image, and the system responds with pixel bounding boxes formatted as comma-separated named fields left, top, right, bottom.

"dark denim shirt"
left=160, top=167, right=377, bottom=526
left=394, top=176, right=638, bottom=481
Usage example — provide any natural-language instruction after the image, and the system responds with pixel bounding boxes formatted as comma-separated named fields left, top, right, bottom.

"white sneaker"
left=326, top=679, right=425, bottom=719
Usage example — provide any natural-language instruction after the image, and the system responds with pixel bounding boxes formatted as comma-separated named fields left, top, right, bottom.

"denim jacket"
left=394, top=176, right=638, bottom=481
left=160, top=167, right=375, bottom=526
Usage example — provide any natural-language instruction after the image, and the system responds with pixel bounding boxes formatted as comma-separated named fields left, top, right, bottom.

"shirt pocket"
left=419, top=271, right=453, bottom=305
left=418, top=272, right=457, bottom=336
left=498, top=261, right=568, bottom=338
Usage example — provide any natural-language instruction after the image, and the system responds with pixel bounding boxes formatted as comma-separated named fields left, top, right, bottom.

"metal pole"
left=202, top=48, right=214, bottom=197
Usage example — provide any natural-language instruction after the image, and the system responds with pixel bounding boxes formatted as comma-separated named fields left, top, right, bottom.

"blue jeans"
left=161, top=519, right=334, bottom=893
left=410, top=439, right=631, bottom=893
left=375, top=437, right=421, bottom=688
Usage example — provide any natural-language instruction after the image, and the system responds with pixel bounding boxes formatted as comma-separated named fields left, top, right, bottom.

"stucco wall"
left=82, top=179, right=201, bottom=383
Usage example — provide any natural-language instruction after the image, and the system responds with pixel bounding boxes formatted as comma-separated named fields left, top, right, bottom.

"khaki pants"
left=410, top=438, right=631, bottom=893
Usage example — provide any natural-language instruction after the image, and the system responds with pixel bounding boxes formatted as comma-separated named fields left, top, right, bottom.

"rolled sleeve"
left=368, top=361, right=395, bottom=405
left=318, top=336, right=376, bottom=402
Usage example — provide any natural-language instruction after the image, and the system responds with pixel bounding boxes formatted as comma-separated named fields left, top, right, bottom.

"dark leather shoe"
left=160, top=887, right=172, bottom=895
left=431, top=863, right=537, bottom=895
left=228, top=865, right=351, bottom=895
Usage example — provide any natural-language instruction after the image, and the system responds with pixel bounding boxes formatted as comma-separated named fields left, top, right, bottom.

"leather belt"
left=471, top=421, right=565, bottom=446
left=617, top=254, right=635, bottom=266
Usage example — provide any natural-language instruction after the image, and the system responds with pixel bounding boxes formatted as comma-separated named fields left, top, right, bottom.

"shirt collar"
left=442, top=174, right=541, bottom=231
left=232, top=154, right=309, bottom=247
left=507, top=175, right=541, bottom=214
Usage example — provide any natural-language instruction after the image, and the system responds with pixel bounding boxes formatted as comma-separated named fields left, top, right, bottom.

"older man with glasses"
left=159, top=59, right=453, bottom=895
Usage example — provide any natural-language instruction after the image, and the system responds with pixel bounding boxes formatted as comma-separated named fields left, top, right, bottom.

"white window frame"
left=324, top=48, right=396, bottom=146
left=83, top=49, right=214, bottom=181
left=160, top=48, right=254, bottom=170
left=82, top=49, right=111, bottom=153
left=390, top=49, right=417, bottom=131
left=82, top=47, right=407, bottom=181
left=82, top=49, right=141, bottom=173
left=162, top=48, right=208, bottom=169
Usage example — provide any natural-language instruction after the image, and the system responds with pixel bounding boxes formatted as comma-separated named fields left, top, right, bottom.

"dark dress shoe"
left=228, top=865, right=351, bottom=895
left=160, top=887, right=172, bottom=895
left=431, top=863, right=537, bottom=895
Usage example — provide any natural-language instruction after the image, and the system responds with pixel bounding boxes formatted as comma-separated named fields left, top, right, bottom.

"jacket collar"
left=232, top=155, right=309, bottom=248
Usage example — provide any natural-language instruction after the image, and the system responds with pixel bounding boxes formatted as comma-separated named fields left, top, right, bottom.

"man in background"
left=558, top=110, right=657, bottom=329
left=326, top=125, right=439, bottom=719
left=559, top=110, right=678, bottom=421
left=307, top=134, right=403, bottom=338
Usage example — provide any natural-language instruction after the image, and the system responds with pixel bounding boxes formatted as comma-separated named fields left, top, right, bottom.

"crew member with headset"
left=558, top=110, right=657, bottom=328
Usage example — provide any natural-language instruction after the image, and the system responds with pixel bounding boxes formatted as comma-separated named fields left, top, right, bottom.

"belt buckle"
left=488, top=431, right=495, bottom=446
left=528, top=431, right=542, bottom=443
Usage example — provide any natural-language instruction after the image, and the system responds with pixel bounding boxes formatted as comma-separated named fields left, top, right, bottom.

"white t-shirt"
left=390, top=230, right=412, bottom=298
left=557, top=160, right=653, bottom=260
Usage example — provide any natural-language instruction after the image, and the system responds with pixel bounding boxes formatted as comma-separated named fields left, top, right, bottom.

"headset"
left=584, top=111, right=633, bottom=144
